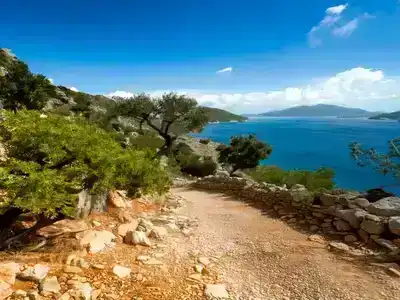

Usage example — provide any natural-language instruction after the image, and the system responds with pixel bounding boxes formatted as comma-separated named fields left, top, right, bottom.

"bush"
left=181, top=157, right=217, bottom=177
left=247, top=166, right=335, bottom=193
left=0, top=110, right=170, bottom=248
left=199, top=138, right=211, bottom=145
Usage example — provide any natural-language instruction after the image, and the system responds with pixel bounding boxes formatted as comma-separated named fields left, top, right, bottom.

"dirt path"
left=169, top=187, right=400, bottom=300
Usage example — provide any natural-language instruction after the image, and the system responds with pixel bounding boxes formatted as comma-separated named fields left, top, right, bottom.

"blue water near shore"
left=193, top=117, right=400, bottom=194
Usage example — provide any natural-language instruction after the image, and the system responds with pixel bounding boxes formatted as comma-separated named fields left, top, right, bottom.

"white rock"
left=38, top=219, right=88, bottom=238
left=125, top=231, right=151, bottom=246
left=74, top=282, right=93, bottom=300
left=165, top=223, right=180, bottom=232
left=40, top=276, right=61, bottom=293
left=198, top=257, right=211, bottom=266
left=136, top=256, right=151, bottom=262
left=328, top=241, right=350, bottom=252
left=204, top=284, right=229, bottom=299
left=149, top=226, right=168, bottom=240
left=0, top=262, right=20, bottom=285
left=117, top=220, right=139, bottom=237
left=17, top=264, right=49, bottom=282
left=137, top=219, right=154, bottom=232
left=76, top=230, right=116, bottom=253
left=112, top=265, right=131, bottom=278
left=194, top=264, right=204, bottom=273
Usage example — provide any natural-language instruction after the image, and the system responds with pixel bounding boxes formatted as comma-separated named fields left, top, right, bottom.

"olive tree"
left=114, top=92, right=208, bottom=154
left=218, top=134, right=272, bottom=175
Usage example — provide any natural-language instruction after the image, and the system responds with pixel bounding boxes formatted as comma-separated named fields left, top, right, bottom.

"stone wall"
left=192, top=175, right=400, bottom=254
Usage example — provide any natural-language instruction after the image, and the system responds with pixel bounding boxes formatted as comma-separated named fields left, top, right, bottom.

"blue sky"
left=1, top=0, right=400, bottom=113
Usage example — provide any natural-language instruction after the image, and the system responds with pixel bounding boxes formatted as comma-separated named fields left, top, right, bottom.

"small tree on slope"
left=218, top=134, right=272, bottom=175
left=113, top=92, right=209, bottom=155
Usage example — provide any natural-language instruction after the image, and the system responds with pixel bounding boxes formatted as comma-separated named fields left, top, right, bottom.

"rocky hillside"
left=369, top=111, right=400, bottom=120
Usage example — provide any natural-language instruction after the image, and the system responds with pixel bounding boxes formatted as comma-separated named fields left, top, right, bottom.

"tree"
left=114, top=92, right=208, bottom=154
left=350, top=138, right=400, bottom=185
left=0, top=110, right=170, bottom=249
left=0, top=60, right=55, bottom=113
left=218, top=134, right=272, bottom=175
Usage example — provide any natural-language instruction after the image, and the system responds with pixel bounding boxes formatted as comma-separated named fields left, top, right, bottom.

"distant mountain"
left=369, top=111, right=400, bottom=121
left=202, top=107, right=247, bottom=122
left=259, top=104, right=378, bottom=118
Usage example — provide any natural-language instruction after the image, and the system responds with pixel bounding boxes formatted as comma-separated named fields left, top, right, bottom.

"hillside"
left=260, top=104, right=378, bottom=118
left=369, top=111, right=400, bottom=120
left=202, top=107, right=247, bottom=122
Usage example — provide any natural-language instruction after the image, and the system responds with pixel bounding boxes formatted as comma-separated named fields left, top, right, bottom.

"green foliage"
left=180, top=156, right=217, bottom=177
left=201, top=107, right=247, bottom=122
left=113, top=92, right=209, bottom=153
left=0, top=60, right=56, bottom=112
left=247, top=166, right=335, bottom=193
left=199, top=138, right=211, bottom=145
left=350, top=138, right=400, bottom=181
left=0, top=110, right=170, bottom=217
left=218, top=134, right=272, bottom=174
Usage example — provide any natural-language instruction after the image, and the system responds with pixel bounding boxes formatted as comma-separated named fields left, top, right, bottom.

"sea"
left=193, top=117, right=400, bottom=194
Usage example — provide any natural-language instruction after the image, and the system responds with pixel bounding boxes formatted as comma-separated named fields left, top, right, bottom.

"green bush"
left=199, top=138, right=211, bottom=145
left=181, top=157, right=217, bottom=177
left=247, top=166, right=335, bottom=193
left=0, top=110, right=170, bottom=219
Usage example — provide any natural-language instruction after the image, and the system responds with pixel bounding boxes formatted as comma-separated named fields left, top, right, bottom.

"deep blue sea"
left=193, top=117, right=400, bottom=194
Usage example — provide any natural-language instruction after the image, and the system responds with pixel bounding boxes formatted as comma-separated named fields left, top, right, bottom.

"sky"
left=1, top=0, right=400, bottom=114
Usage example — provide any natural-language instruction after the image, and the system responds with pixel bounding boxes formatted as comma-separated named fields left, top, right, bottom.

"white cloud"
left=106, top=90, right=134, bottom=98
left=326, top=4, right=348, bottom=15
left=332, top=18, right=359, bottom=37
left=308, top=4, right=372, bottom=47
left=69, top=87, right=78, bottom=92
left=105, top=67, right=400, bottom=113
left=216, top=67, right=233, bottom=74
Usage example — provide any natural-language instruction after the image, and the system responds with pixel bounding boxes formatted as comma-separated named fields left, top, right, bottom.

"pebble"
left=63, top=266, right=83, bottom=274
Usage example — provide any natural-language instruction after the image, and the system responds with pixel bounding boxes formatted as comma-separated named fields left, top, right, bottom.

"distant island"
left=202, top=107, right=247, bottom=122
left=369, top=111, right=400, bottom=121
left=258, top=104, right=379, bottom=118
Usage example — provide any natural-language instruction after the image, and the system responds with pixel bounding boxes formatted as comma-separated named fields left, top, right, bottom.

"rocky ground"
left=1, top=188, right=400, bottom=300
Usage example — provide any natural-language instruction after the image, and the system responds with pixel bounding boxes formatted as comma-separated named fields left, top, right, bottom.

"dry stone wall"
left=192, top=175, right=400, bottom=254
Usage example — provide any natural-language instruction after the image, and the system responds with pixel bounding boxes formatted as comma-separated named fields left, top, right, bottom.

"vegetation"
left=199, top=138, right=211, bottom=145
left=218, top=134, right=272, bottom=175
left=0, top=110, right=170, bottom=249
left=113, top=92, right=209, bottom=154
left=0, top=59, right=56, bottom=112
left=247, top=166, right=335, bottom=193
left=350, top=138, right=400, bottom=185
left=202, top=107, right=247, bottom=122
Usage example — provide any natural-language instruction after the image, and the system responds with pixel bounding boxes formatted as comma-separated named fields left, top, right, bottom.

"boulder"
left=320, top=193, right=338, bottom=207
left=335, top=209, right=367, bottom=229
left=38, top=219, right=88, bottom=238
left=76, top=230, right=116, bottom=253
left=107, top=190, right=130, bottom=208
left=353, top=198, right=370, bottom=209
left=371, top=236, right=399, bottom=253
left=112, top=265, right=131, bottom=278
left=360, top=215, right=385, bottom=235
left=17, top=264, right=49, bottom=282
left=364, top=188, right=394, bottom=203
left=136, top=219, right=154, bottom=232
left=73, top=283, right=93, bottom=300
left=289, top=184, right=312, bottom=205
left=0, top=262, right=20, bottom=285
left=367, top=197, right=400, bottom=217
left=148, top=226, right=168, bottom=240
left=389, top=216, right=400, bottom=235
left=215, top=170, right=230, bottom=178
left=117, top=220, right=139, bottom=237
left=0, top=282, right=12, bottom=299
left=204, top=284, right=229, bottom=299
left=344, top=235, right=358, bottom=243
left=333, top=220, right=351, bottom=232
left=40, top=276, right=61, bottom=294
left=124, top=231, right=151, bottom=246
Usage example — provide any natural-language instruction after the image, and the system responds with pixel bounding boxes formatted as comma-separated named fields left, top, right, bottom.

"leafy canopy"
left=0, top=110, right=170, bottom=217
left=0, top=60, right=55, bottom=112
left=218, top=134, right=272, bottom=174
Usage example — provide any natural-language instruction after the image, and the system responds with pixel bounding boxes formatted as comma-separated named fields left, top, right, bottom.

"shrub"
left=199, top=138, right=211, bottom=145
left=247, top=166, right=335, bottom=193
left=181, top=157, right=217, bottom=177
left=219, top=134, right=272, bottom=174
left=0, top=110, right=170, bottom=248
